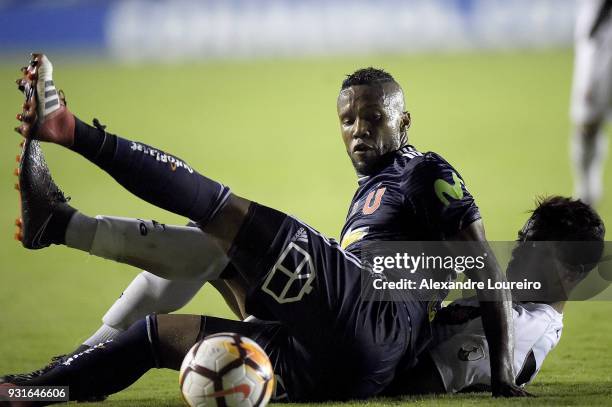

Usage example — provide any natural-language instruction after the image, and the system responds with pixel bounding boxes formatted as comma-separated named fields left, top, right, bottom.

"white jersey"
left=429, top=299, right=563, bottom=393
left=571, top=0, right=612, bottom=124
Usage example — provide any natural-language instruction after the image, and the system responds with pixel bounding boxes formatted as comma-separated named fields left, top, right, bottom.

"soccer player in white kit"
left=384, top=196, right=605, bottom=394
left=570, top=0, right=612, bottom=205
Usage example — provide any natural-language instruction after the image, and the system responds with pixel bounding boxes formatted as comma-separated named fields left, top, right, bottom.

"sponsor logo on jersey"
left=291, top=227, right=309, bottom=244
left=434, top=172, right=464, bottom=206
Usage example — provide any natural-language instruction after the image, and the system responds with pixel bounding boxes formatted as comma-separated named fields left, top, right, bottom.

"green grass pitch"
left=0, top=50, right=611, bottom=406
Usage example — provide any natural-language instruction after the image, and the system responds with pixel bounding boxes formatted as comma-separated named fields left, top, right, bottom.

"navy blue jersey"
left=340, top=145, right=481, bottom=256
left=231, top=146, right=482, bottom=400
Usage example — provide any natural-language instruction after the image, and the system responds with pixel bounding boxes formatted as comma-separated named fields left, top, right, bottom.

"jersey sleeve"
left=405, top=153, right=481, bottom=239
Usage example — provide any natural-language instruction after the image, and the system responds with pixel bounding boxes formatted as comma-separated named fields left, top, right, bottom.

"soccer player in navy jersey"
left=6, top=54, right=528, bottom=401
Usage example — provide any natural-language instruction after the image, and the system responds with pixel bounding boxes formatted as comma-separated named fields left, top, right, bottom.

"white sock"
left=67, top=215, right=228, bottom=281
left=67, top=216, right=227, bottom=346
left=83, top=324, right=122, bottom=347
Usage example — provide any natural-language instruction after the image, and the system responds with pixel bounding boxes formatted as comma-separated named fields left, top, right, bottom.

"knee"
left=141, top=272, right=202, bottom=311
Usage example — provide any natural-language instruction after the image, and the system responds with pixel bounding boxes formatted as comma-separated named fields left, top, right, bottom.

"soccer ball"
left=179, top=333, right=275, bottom=407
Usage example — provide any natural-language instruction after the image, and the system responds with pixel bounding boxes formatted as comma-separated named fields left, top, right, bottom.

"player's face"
left=337, top=84, right=410, bottom=175
left=506, top=220, right=567, bottom=300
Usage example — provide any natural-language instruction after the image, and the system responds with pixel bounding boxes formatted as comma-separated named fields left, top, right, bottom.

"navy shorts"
left=223, top=204, right=431, bottom=401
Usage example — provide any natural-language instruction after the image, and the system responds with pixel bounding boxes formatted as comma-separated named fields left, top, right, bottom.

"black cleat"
left=0, top=350, right=108, bottom=403
left=0, top=354, right=65, bottom=385
left=14, top=139, right=74, bottom=249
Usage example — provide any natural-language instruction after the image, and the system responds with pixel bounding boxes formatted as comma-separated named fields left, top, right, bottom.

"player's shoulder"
left=396, top=147, right=465, bottom=185
left=396, top=146, right=459, bottom=173
left=514, top=302, right=564, bottom=323
left=420, top=150, right=462, bottom=175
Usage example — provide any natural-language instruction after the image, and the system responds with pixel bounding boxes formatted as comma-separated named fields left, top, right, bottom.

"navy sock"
left=27, top=317, right=159, bottom=401
left=69, top=118, right=230, bottom=226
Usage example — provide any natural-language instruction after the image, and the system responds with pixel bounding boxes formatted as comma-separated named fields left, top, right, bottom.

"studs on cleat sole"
left=13, top=168, right=20, bottom=176
left=15, top=219, right=23, bottom=242
left=14, top=183, right=19, bottom=191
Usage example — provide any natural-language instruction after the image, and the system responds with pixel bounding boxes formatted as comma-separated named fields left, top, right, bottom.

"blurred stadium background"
left=0, top=0, right=610, bottom=405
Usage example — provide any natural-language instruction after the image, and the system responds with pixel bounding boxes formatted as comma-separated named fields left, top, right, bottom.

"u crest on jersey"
left=362, top=187, right=386, bottom=215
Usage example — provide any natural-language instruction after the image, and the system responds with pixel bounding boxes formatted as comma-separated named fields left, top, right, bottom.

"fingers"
left=14, top=55, right=41, bottom=139
left=16, top=77, right=26, bottom=92
left=14, top=97, right=37, bottom=139
left=15, top=54, right=39, bottom=95
left=16, top=103, right=36, bottom=123
left=30, top=53, right=42, bottom=64
left=16, top=77, right=33, bottom=95
left=14, top=123, right=29, bottom=137
left=493, top=384, right=534, bottom=398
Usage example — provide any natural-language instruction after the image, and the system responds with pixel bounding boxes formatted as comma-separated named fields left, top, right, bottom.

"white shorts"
left=429, top=332, right=491, bottom=393
left=570, top=0, right=612, bottom=125
left=428, top=301, right=563, bottom=393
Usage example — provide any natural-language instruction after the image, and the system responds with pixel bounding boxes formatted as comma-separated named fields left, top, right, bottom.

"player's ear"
left=401, top=111, right=411, bottom=130
left=564, top=265, right=586, bottom=283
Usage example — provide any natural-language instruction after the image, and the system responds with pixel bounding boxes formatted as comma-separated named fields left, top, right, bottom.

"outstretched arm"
left=450, top=220, right=530, bottom=397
